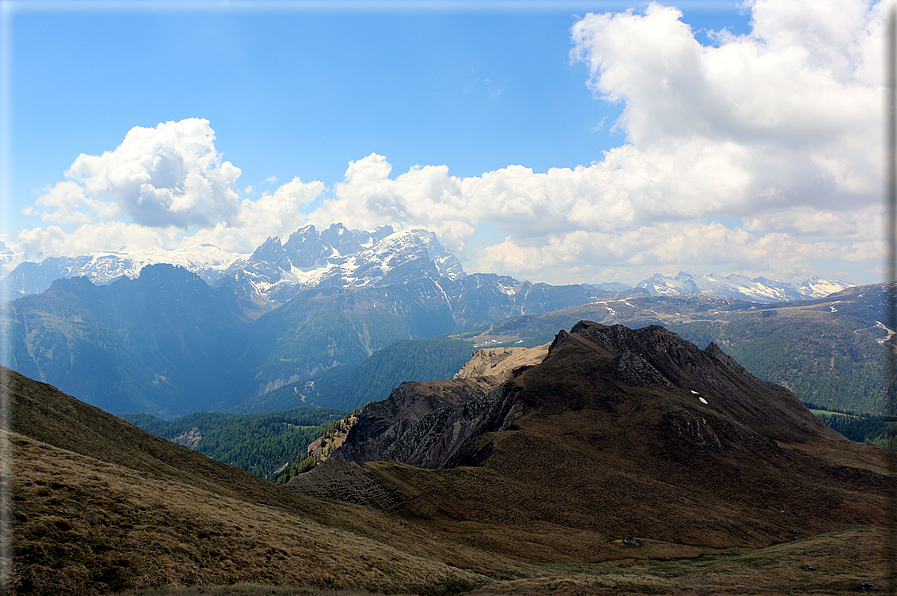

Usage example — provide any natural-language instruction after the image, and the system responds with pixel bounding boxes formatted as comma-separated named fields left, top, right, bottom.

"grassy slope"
left=7, top=346, right=896, bottom=595
left=5, top=366, right=506, bottom=594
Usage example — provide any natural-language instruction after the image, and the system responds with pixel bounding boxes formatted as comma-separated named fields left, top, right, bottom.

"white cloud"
left=570, top=0, right=881, bottom=198
left=291, top=0, right=883, bottom=284
left=186, top=176, right=325, bottom=252
left=15, top=223, right=178, bottom=261
left=14, top=119, right=326, bottom=260
left=11, top=0, right=885, bottom=286
left=23, top=181, right=105, bottom=225
left=62, top=118, right=242, bottom=228
left=310, top=154, right=474, bottom=250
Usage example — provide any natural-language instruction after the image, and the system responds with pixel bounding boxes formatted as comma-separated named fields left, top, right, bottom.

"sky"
left=0, top=0, right=887, bottom=287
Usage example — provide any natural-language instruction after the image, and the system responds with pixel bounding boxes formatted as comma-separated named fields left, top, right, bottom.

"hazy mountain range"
left=0, top=224, right=876, bottom=418
left=2, top=223, right=850, bottom=305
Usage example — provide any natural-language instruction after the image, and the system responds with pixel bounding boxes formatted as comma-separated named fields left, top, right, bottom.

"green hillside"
left=238, top=336, right=476, bottom=412
left=120, top=408, right=344, bottom=479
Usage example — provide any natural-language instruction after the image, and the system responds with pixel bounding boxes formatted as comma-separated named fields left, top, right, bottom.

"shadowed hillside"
left=293, top=322, right=892, bottom=563
left=4, top=367, right=507, bottom=594
left=7, top=317, right=896, bottom=594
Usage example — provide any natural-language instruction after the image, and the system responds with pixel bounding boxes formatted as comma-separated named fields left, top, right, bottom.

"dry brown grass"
left=115, top=582, right=411, bottom=595
left=7, top=354, right=896, bottom=596
left=9, top=430, right=496, bottom=595
left=104, top=527, right=896, bottom=596
left=468, top=526, right=893, bottom=595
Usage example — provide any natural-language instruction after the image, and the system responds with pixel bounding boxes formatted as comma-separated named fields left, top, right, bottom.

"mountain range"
left=7, top=318, right=893, bottom=594
left=2, top=223, right=849, bottom=306
left=0, top=224, right=876, bottom=418
left=634, top=271, right=848, bottom=302
left=459, top=283, right=893, bottom=415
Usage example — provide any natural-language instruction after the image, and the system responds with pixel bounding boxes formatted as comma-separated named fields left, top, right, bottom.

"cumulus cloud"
left=301, top=0, right=884, bottom=283
left=21, top=180, right=119, bottom=225
left=14, top=119, right=326, bottom=260
left=11, top=0, right=885, bottom=285
left=570, top=0, right=881, bottom=198
left=63, top=118, right=241, bottom=228
left=183, top=176, right=325, bottom=252
left=309, top=154, right=474, bottom=250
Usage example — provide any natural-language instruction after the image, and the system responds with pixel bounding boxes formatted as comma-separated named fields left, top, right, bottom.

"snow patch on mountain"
left=636, top=272, right=850, bottom=303
left=799, top=276, right=851, bottom=299
left=217, top=224, right=467, bottom=308
left=3, top=244, right=248, bottom=299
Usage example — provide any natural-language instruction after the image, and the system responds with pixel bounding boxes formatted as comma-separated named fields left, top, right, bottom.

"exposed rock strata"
left=326, top=321, right=840, bottom=473
left=288, top=321, right=889, bottom=556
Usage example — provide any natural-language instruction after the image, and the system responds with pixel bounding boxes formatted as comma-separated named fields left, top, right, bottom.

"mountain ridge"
left=289, top=321, right=890, bottom=564
left=3, top=224, right=851, bottom=306
left=323, top=321, right=841, bottom=472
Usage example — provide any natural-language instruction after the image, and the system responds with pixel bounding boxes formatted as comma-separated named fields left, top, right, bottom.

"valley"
left=3, top=224, right=894, bottom=594
left=5, top=318, right=894, bottom=594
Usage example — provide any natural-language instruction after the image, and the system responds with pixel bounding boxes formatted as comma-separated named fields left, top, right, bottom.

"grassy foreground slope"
left=5, top=366, right=505, bottom=594
left=6, top=342, right=896, bottom=595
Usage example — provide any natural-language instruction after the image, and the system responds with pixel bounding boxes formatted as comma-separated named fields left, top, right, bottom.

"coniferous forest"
left=121, top=408, right=345, bottom=479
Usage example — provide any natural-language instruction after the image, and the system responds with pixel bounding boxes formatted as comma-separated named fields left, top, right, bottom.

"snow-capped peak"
left=2, top=244, right=250, bottom=299
left=216, top=224, right=467, bottom=306
left=635, top=271, right=851, bottom=303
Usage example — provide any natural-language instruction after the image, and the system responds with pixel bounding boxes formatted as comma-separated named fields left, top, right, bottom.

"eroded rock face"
left=331, top=377, right=529, bottom=469
left=169, top=427, right=203, bottom=450
left=328, top=343, right=549, bottom=469
left=614, top=351, right=674, bottom=389
left=331, top=320, right=841, bottom=472
left=453, top=343, right=549, bottom=381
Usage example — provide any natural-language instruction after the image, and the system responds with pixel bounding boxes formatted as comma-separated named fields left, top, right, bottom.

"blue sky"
left=0, top=0, right=885, bottom=286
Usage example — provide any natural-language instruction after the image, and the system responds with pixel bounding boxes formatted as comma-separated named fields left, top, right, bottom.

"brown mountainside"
left=7, top=319, right=897, bottom=595
left=4, top=367, right=506, bottom=594
left=292, top=321, right=891, bottom=562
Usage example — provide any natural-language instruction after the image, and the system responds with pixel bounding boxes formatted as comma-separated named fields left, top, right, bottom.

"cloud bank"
left=13, top=0, right=885, bottom=284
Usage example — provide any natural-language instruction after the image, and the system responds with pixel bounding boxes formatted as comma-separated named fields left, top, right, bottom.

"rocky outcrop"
left=328, top=343, right=550, bottom=469
left=453, top=343, right=549, bottom=382
left=614, top=350, right=674, bottom=388
left=169, top=426, right=203, bottom=449
left=328, top=321, right=842, bottom=473
left=330, top=375, right=526, bottom=468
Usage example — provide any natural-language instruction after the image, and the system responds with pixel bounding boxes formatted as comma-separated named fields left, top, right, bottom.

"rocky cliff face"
left=331, top=378, right=501, bottom=467
left=452, top=343, right=549, bottom=382
left=329, top=343, right=548, bottom=468
left=290, top=321, right=890, bottom=556
left=330, top=321, right=840, bottom=471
